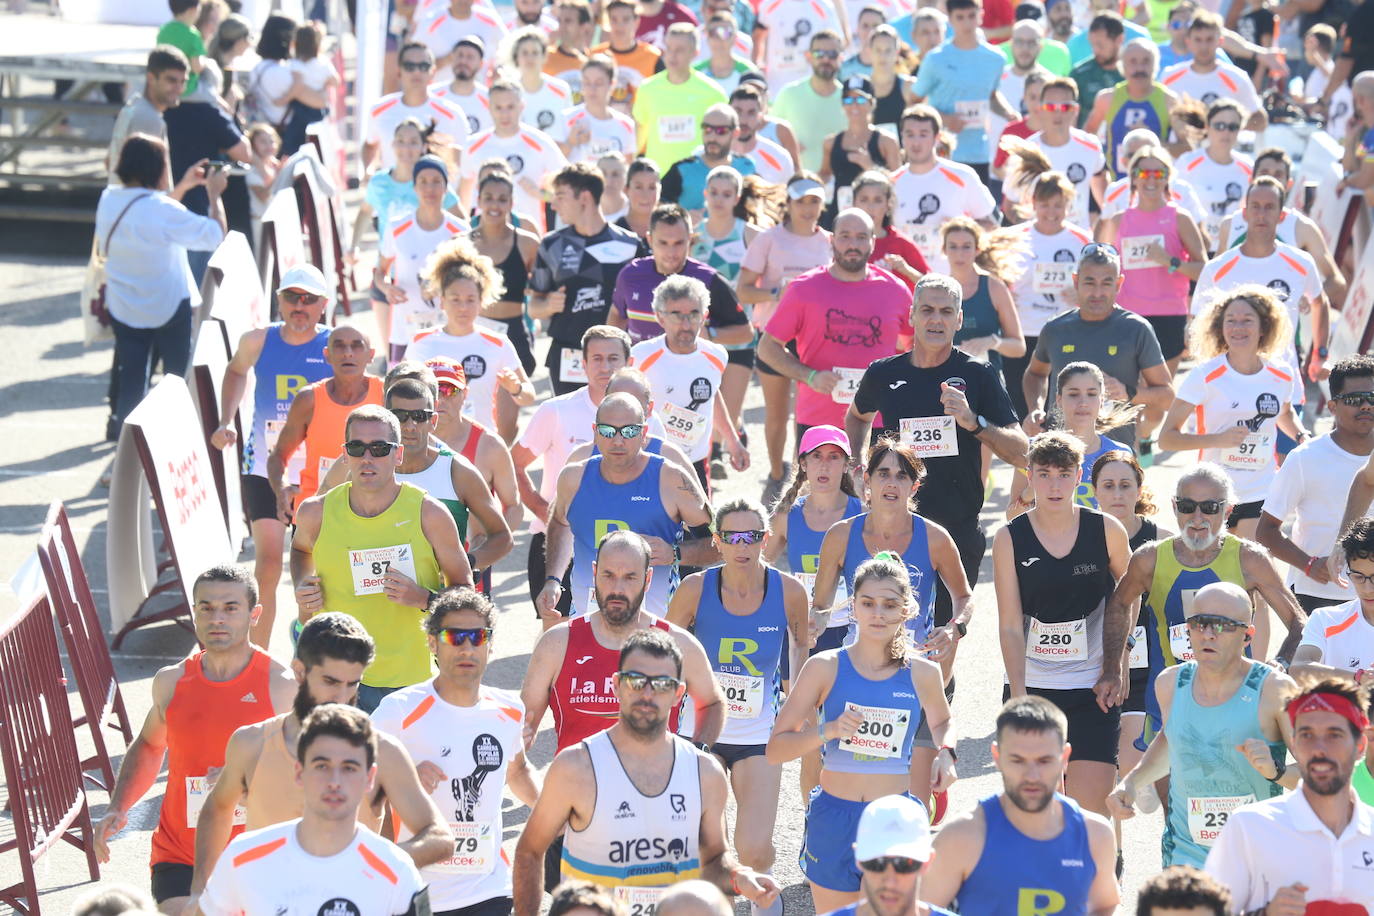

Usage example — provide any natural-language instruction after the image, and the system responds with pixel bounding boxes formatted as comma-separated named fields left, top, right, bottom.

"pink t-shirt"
left=765, top=264, right=913, bottom=427
left=739, top=224, right=833, bottom=329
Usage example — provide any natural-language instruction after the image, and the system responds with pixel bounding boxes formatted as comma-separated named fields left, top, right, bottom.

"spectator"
left=106, top=46, right=188, bottom=182
left=245, top=14, right=297, bottom=129
left=202, top=14, right=252, bottom=113
left=156, top=0, right=207, bottom=96
left=280, top=22, right=339, bottom=156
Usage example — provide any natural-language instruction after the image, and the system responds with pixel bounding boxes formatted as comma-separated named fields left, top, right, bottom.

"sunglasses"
left=859, top=857, right=922, bottom=874
left=719, top=529, right=766, bottom=545
left=596, top=422, right=644, bottom=439
left=436, top=626, right=494, bottom=647
left=1079, top=241, right=1119, bottom=260
left=281, top=289, right=324, bottom=305
left=1186, top=614, right=1249, bottom=635
left=702, top=123, right=733, bottom=136
left=400, top=60, right=433, bottom=71
left=391, top=408, right=434, bottom=424
left=812, top=49, right=841, bottom=59
left=1169, top=18, right=1187, bottom=27
left=1210, top=121, right=1242, bottom=132
left=344, top=439, right=399, bottom=458
left=616, top=670, right=682, bottom=692
left=1334, top=391, right=1374, bottom=407
left=437, top=382, right=462, bottom=399
left=843, top=95, right=872, bottom=105
left=1135, top=168, right=1167, bottom=180
left=1173, top=497, right=1225, bottom=515
left=1042, top=101, right=1075, bottom=112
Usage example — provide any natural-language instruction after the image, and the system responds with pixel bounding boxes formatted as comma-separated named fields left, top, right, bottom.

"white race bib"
left=907, top=223, right=938, bottom=256
left=954, top=98, right=989, bottom=129
left=1129, top=625, right=1148, bottom=669
left=317, top=454, right=336, bottom=485
left=830, top=367, right=865, bottom=404
left=616, top=886, right=665, bottom=916
left=1169, top=622, right=1194, bottom=662
left=659, top=114, right=695, bottom=143
left=659, top=400, right=708, bottom=448
left=717, top=671, right=765, bottom=719
left=349, top=544, right=419, bottom=596
left=1026, top=618, right=1088, bottom=662
left=899, top=415, right=958, bottom=457
left=1121, top=235, right=1166, bottom=271
left=432, top=821, right=497, bottom=875
left=185, top=775, right=246, bottom=829
left=1220, top=431, right=1272, bottom=470
left=1187, top=794, right=1253, bottom=846
left=406, top=307, right=444, bottom=327
left=838, top=703, right=912, bottom=759
left=265, top=418, right=305, bottom=480
left=1033, top=262, right=1074, bottom=296
left=835, top=184, right=854, bottom=212
left=559, top=347, right=588, bottom=384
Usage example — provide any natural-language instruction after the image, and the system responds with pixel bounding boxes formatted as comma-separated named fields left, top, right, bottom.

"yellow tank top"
left=313, top=482, right=441, bottom=687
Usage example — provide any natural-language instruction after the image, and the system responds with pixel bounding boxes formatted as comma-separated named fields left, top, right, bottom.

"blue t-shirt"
left=1067, top=20, right=1151, bottom=66
left=1155, top=41, right=1234, bottom=74
left=912, top=41, right=1006, bottom=165
left=364, top=171, right=459, bottom=230
left=661, top=153, right=756, bottom=211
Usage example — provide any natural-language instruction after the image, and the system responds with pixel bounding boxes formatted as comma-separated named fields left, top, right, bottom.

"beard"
left=1005, top=780, right=1055, bottom=813
left=1303, top=757, right=1353, bottom=796
left=621, top=701, right=668, bottom=736
left=293, top=680, right=318, bottom=723
left=1180, top=528, right=1220, bottom=552
left=836, top=250, right=869, bottom=273
left=597, top=583, right=646, bottom=625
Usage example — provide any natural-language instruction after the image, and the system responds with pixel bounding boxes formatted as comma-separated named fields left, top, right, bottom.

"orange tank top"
left=297, top=375, right=384, bottom=509
left=150, top=648, right=276, bottom=866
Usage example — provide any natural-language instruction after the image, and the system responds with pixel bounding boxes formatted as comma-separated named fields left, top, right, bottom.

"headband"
left=1288, top=692, right=1370, bottom=732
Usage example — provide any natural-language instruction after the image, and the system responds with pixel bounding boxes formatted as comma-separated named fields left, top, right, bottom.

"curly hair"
left=422, top=236, right=506, bottom=303
left=1188, top=284, right=1291, bottom=361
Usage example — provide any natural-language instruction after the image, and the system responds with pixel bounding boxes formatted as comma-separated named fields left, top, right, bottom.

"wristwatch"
left=1168, top=256, right=1182, bottom=274
left=973, top=414, right=989, bottom=436
left=1318, top=346, right=1330, bottom=359
left=954, top=619, right=968, bottom=638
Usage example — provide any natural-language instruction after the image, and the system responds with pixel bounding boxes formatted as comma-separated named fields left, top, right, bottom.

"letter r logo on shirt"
left=718, top=637, right=762, bottom=676
left=276, top=373, right=308, bottom=401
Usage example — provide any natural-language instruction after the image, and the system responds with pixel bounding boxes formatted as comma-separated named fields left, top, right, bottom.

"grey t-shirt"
left=107, top=93, right=166, bottom=182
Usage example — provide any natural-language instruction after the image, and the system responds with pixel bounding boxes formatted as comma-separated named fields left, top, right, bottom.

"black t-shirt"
left=529, top=221, right=647, bottom=354
left=1235, top=9, right=1277, bottom=77
left=853, top=349, right=1018, bottom=528
left=165, top=101, right=244, bottom=216
left=1342, top=0, right=1374, bottom=80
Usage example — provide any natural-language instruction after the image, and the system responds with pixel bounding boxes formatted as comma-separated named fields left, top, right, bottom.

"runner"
left=364, top=41, right=468, bottom=171
left=1001, top=78, right=1106, bottom=229
left=211, top=264, right=332, bottom=646
left=661, top=104, right=757, bottom=216
left=433, top=37, right=492, bottom=136
left=818, top=81, right=901, bottom=225
left=768, top=553, right=957, bottom=914
left=93, top=565, right=296, bottom=915
left=616, top=157, right=661, bottom=240
left=850, top=170, right=932, bottom=294
left=553, top=55, right=637, bottom=164
left=820, top=795, right=956, bottom=916
left=770, top=30, right=847, bottom=173
left=729, top=84, right=797, bottom=185
left=1082, top=39, right=1177, bottom=180
left=921, top=696, right=1120, bottom=913
left=1136, top=868, right=1232, bottom=916
left=427, top=358, right=524, bottom=536
left=510, top=27, right=574, bottom=139
left=1097, top=129, right=1208, bottom=225
left=1160, top=11, right=1265, bottom=131
left=1107, top=581, right=1297, bottom=867
left=992, top=431, right=1132, bottom=818
left=372, top=587, right=542, bottom=916
left=563, top=366, right=693, bottom=472
left=633, top=24, right=729, bottom=169
left=415, top=0, right=508, bottom=83
left=1294, top=518, right=1374, bottom=681
left=266, top=322, right=383, bottom=520
left=939, top=217, right=1023, bottom=371
left=459, top=80, right=568, bottom=233
left=666, top=497, right=810, bottom=916
left=589, top=0, right=665, bottom=115
left=189, top=614, right=453, bottom=909
left=1173, top=100, right=1254, bottom=249
left=754, top=0, right=846, bottom=95
left=194, top=705, right=431, bottom=916
left=537, top=392, right=717, bottom=618
left=514, top=627, right=779, bottom=914
left=290, top=404, right=472, bottom=712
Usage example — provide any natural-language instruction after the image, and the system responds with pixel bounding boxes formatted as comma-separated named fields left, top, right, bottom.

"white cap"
left=276, top=264, right=331, bottom=298
left=852, top=795, right=932, bottom=863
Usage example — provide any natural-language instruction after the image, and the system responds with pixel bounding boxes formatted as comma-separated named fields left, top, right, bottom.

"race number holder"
left=106, top=376, right=233, bottom=648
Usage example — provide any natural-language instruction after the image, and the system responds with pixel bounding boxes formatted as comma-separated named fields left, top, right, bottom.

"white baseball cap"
left=277, top=264, right=331, bottom=299
left=852, top=795, right=933, bottom=863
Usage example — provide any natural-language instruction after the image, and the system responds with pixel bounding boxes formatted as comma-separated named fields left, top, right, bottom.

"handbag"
left=83, top=192, right=149, bottom=345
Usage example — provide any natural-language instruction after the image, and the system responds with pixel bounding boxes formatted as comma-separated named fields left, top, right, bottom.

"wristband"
left=939, top=744, right=958, bottom=762
left=806, top=368, right=818, bottom=386
left=545, top=575, right=564, bottom=590
left=1267, top=758, right=1288, bottom=783
left=730, top=872, right=743, bottom=896
left=1304, top=555, right=1319, bottom=577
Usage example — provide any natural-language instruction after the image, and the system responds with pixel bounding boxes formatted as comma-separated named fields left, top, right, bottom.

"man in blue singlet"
left=817, top=794, right=956, bottom=916
left=921, top=696, right=1120, bottom=914
left=210, top=264, right=333, bottom=647
left=1083, top=38, right=1178, bottom=179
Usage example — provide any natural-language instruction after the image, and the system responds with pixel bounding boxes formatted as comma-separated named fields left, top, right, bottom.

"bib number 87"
left=371, top=560, right=391, bottom=576
left=858, top=720, right=895, bottom=738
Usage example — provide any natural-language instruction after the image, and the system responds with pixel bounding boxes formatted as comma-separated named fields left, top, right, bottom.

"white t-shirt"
left=1298, top=599, right=1374, bottom=670
left=630, top=335, right=730, bottom=462
left=519, top=75, right=574, bottom=137
left=1007, top=220, right=1092, bottom=336
left=199, top=820, right=428, bottom=916
left=249, top=59, right=295, bottom=125
left=755, top=0, right=842, bottom=94
left=367, top=92, right=469, bottom=171
left=1099, top=175, right=1207, bottom=224
left=1174, top=148, right=1254, bottom=244
left=1261, top=432, right=1367, bottom=600
left=518, top=388, right=599, bottom=535
left=741, top=136, right=794, bottom=185
left=891, top=158, right=997, bottom=269
left=433, top=83, right=493, bottom=137
left=290, top=57, right=336, bottom=92
left=1191, top=241, right=1321, bottom=372
left=460, top=127, right=568, bottom=232
left=1174, top=354, right=1301, bottom=503
left=1218, top=207, right=1301, bottom=250
left=554, top=104, right=637, bottom=164
left=1004, top=129, right=1104, bottom=229
left=1161, top=59, right=1263, bottom=114
left=372, top=682, right=523, bottom=911
left=404, top=327, right=522, bottom=431
left=380, top=211, right=469, bottom=345
left=416, top=8, right=508, bottom=82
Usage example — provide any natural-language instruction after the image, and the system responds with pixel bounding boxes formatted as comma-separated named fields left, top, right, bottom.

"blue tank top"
left=692, top=566, right=789, bottom=744
left=1106, top=83, right=1170, bottom=179
left=958, top=794, right=1097, bottom=916
left=1075, top=436, right=1130, bottom=509
left=841, top=513, right=937, bottom=644
left=787, top=494, right=865, bottom=621
left=568, top=454, right=681, bottom=617
left=243, top=324, right=331, bottom=477
left=820, top=648, right=924, bottom=775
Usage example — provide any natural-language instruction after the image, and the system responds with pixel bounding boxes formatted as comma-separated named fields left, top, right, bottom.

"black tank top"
left=872, top=75, right=911, bottom=132
left=493, top=237, right=528, bottom=303
left=1009, top=509, right=1113, bottom=624
left=825, top=129, right=885, bottom=223
left=1131, top=518, right=1158, bottom=633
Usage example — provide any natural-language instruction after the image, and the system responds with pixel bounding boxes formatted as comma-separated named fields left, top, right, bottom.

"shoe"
left=1137, top=438, right=1155, bottom=469
left=930, top=789, right=949, bottom=826
left=711, top=457, right=727, bottom=480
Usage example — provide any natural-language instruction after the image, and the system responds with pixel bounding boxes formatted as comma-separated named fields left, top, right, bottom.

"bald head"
left=833, top=208, right=875, bottom=234
left=1355, top=71, right=1374, bottom=98
left=328, top=322, right=370, bottom=347
left=606, top=368, right=653, bottom=407
left=1191, top=581, right=1252, bottom=622
left=654, top=882, right=732, bottom=916
left=595, top=391, right=647, bottom=424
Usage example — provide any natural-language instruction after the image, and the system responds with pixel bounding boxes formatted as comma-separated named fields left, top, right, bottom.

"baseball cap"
left=842, top=76, right=875, bottom=101
left=798, top=424, right=851, bottom=457
left=277, top=264, right=331, bottom=298
left=455, top=35, right=486, bottom=57
left=1015, top=0, right=1045, bottom=19
left=853, top=795, right=933, bottom=863
left=426, top=356, right=468, bottom=390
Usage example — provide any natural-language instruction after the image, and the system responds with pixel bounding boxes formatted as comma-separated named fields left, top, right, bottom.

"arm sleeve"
left=518, top=402, right=556, bottom=455
left=967, top=172, right=997, bottom=219
left=740, top=230, right=773, bottom=273
left=912, top=55, right=935, bottom=98
left=1031, top=327, right=1051, bottom=363
left=158, top=198, right=225, bottom=252
left=1135, top=319, right=1166, bottom=370
left=198, top=852, right=239, bottom=916
left=611, top=267, right=631, bottom=320
left=707, top=274, right=748, bottom=326
left=977, top=362, right=1020, bottom=426
left=528, top=240, right=557, bottom=294
left=1259, top=449, right=1301, bottom=524
left=1202, top=813, right=1262, bottom=912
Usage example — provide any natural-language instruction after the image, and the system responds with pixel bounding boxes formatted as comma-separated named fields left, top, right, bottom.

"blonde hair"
left=422, top=236, right=505, bottom=303
left=1127, top=144, right=1174, bottom=192
left=1189, top=285, right=1292, bottom=361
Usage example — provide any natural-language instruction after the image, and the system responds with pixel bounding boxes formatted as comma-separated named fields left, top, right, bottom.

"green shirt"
left=1356, top=758, right=1374, bottom=807
left=771, top=77, right=846, bottom=173
left=156, top=20, right=205, bottom=95
left=1070, top=57, right=1123, bottom=128
left=632, top=69, right=728, bottom=170
left=1002, top=39, right=1072, bottom=77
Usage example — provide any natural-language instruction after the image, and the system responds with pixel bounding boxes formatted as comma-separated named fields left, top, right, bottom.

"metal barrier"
left=0, top=593, right=100, bottom=915
left=35, top=501, right=134, bottom=792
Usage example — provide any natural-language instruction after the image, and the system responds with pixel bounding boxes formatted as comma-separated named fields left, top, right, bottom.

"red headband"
left=1288, top=692, right=1370, bottom=732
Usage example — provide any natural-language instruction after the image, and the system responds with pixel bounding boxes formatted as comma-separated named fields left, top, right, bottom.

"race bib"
left=954, top=98, right=989, bottom=129
left=659, top=400, right=708, bottom=448
left=899, top=415, right=958, bottom=457
left=797, top=572, right=849, bottom=607
left=616, top=886, right=665, bottom=916
left=1187, top=794, right=1253, bottom=846
left=1129, top=625, right=1148, bottom=669
left=838, top=703, right=912, bottom=759
left=835, top=184, right=854, bottom=212
left=659, top=114, right=695, bottom=143
left=1033, top=262, right=1074, bottom=296
left=185, top=775, right=246, bottom=829
left=1026, top=618, right=1087, bottom=662
left=908, top=223, right=938, bottom=256
left=1169, top=622, right=1194, bottom=662
left=713, top=239, right=747, bottom=263
left=432, top=821, right=497, bottom=875
left=349, top=544, right=419, bottom=596
left=318, top=454, right=336, bottom=485
left=406, top=306, right=444, bottom=327
left=1122, top=235, right=1166, bottom=271
left=559, top=347, right=587, bottom=384
left=830, top=367, right=865, bottom=404
left=265, top=419, right=305, bottom=480
left=717, top=671, right=765, bottom=719
left=1220, top=431, right=1272, bottom=470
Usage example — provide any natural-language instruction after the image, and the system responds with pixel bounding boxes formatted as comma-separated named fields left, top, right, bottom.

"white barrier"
left=192, top=319, right=251, bottom=551
left=259, top=189, right=309, bottom=304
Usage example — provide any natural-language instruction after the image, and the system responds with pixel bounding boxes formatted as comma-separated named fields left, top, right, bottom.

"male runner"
left=921, top=696, right=1120, bottom=913
left=1002, top=77, right=1106, bottom=228
left=1294, top=518, right=1374, bottom=681
left=564, top=366, right=693, bottom=471
left=195, top=705, right=431, bottom=916
left=1083, top=39, right=1177, bottom=180
left=211, top=264, right=332, bottom=645
left=827, top=795, right=957, bottom=916
left=1107, top=582, right=1298, bottom=867
left=434, top=37, right=492, bottom=136
left=365, top=41, right=468, bottom=171
left=93, top=565, right=296, bottom=915
left=459, top=80, right=568, bottom=233
left=373, top=587, right=542, bottom=916
left=189, top=613, right=453, bottom=908
left=512, top=628, right=779, bottom=915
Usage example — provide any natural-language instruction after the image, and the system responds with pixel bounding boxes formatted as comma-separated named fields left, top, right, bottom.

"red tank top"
left=150, top=648, right=276, bottom=866
left=549, top=615, right=676, bottom=753
left=460, top=420, right=487, bottom=466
